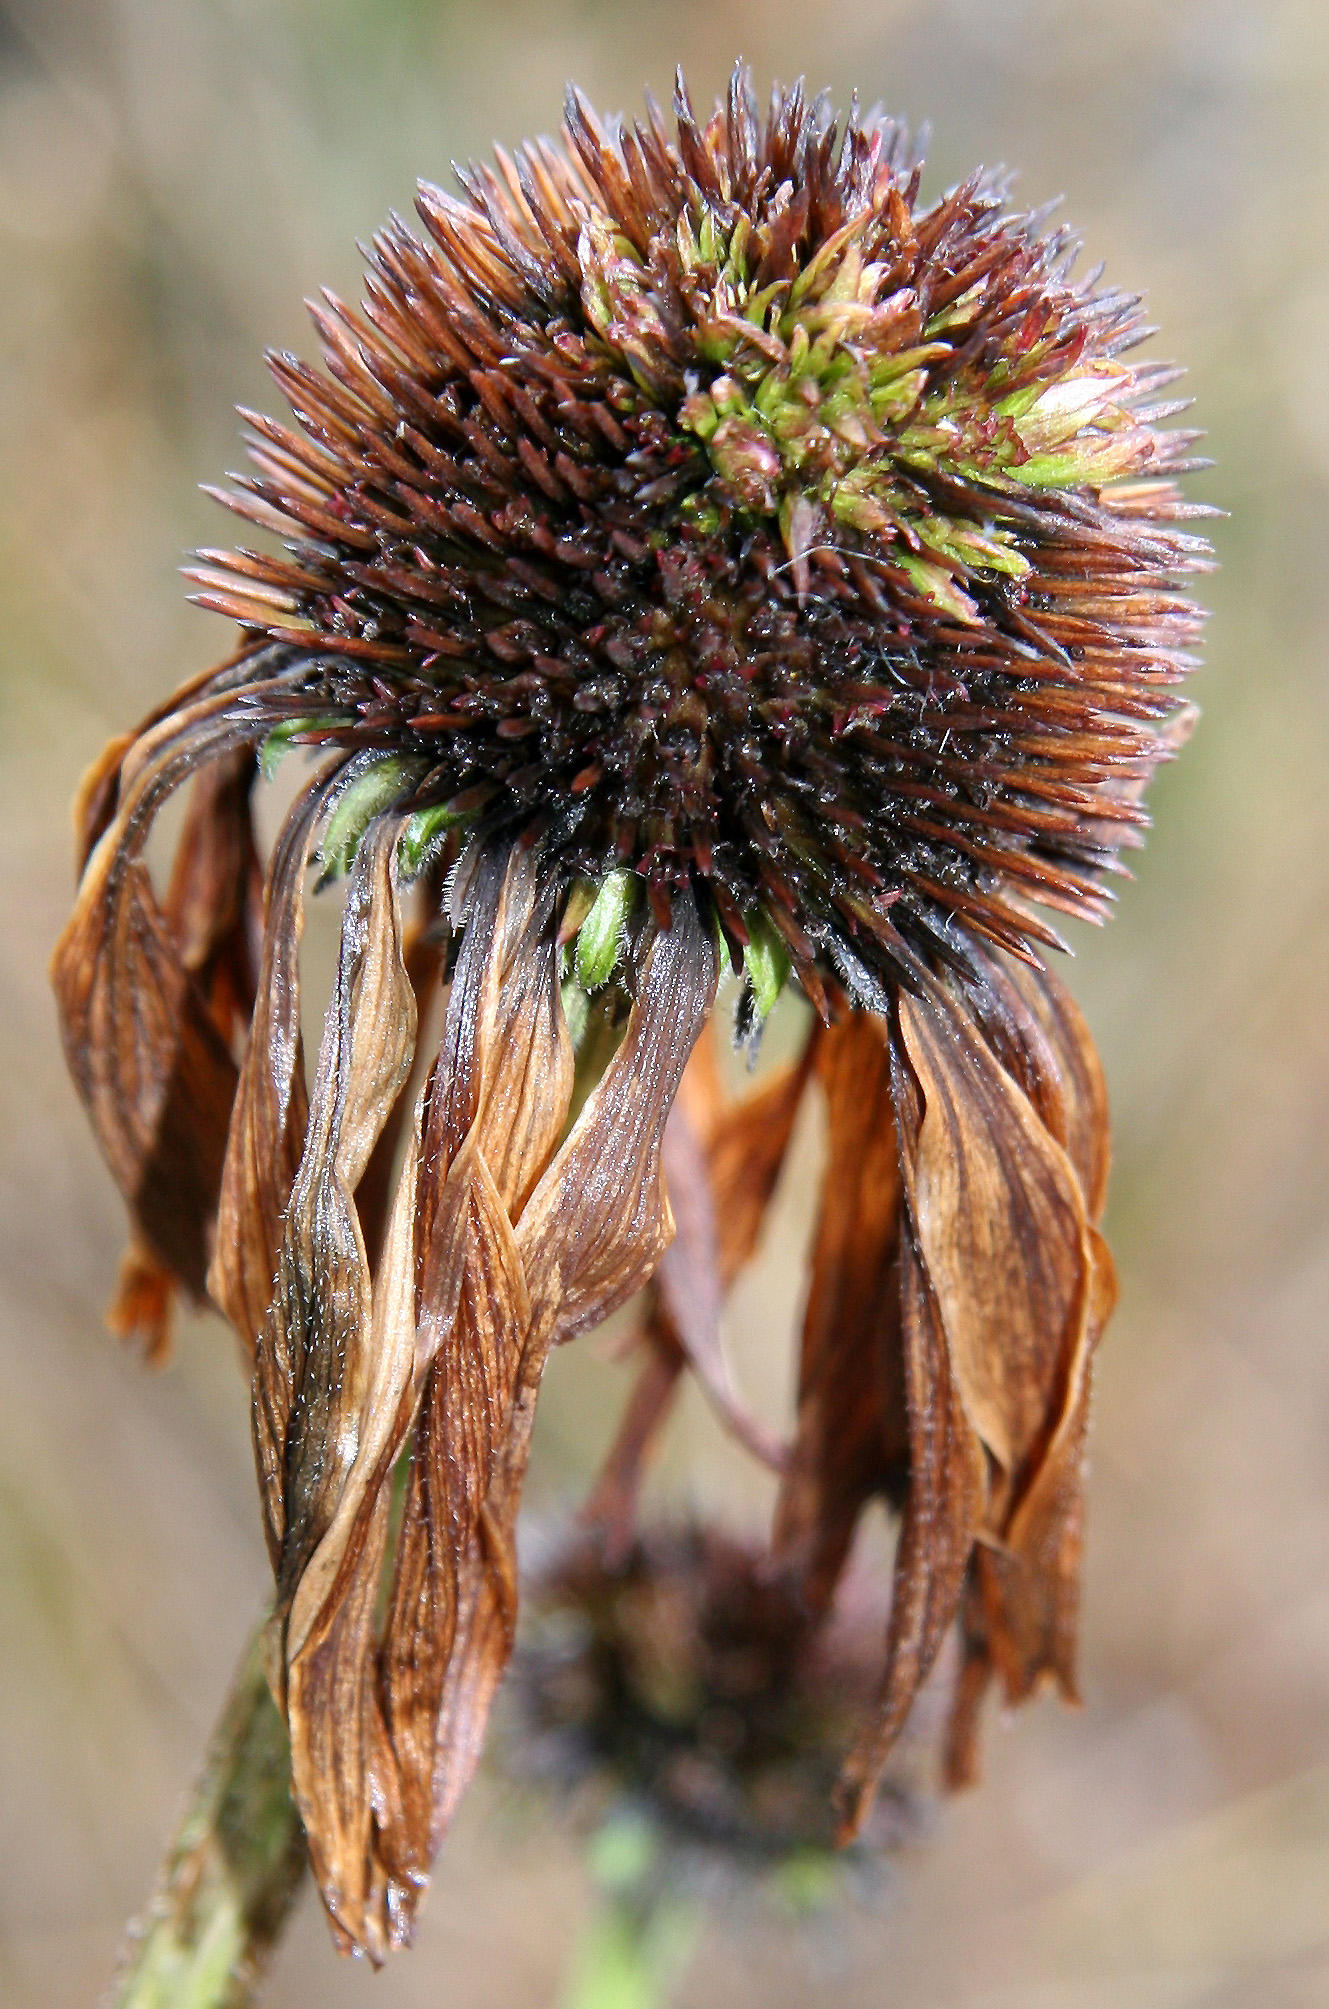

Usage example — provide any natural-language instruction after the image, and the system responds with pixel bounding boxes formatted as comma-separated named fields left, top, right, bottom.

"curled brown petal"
left=835, top=1230, right=986, bottom=1838
left=927, top=956, right=1116, bottom=1759
left=1004, top=957, right=1111, bottom=1221
left=518, top=892, right=721, bottom=1351
left=585, top=1017, right=813, bottom=1545
left=249, top=815, right=425, bottom=1954
left=376, top=846, right=573, bottom=1936
left=773, top=1013, right=910, bottom=1618
left=895, top=980, right=1093, bottom=1486
left=284, top=1118, right=426, bottom=1957
left=957, top=947, right=1111, bottom=1226
left=70, top=642, right=268, bottom=872
left=839, top=973, right=1104, bottom=1830
left=354, top=902, right=450, bottom=1274
left=238, top=815, right=419, bottom=1956
left=252, top=814, right=417, bottom=1609
left=163, top=747, right=264, bottom=1047
left=945, top=1224, right=1118, bottom=1792
left=50, top=677, right=297, bottom=1300
left=71, top=730, right=134, bottom=878
left=985, top=1227, right=1117, bottom=1689
left=103, top=746, right=264, bottom=1358
left=382, top=1154, right=532, bottom=1913
left=374, top=861, right=512, bottom=1917
left=209, top=771, right=337, bottom=1352
left=954, top=962, right=1114, bottom=1739
left=423, top=895, right=718, bottom=1855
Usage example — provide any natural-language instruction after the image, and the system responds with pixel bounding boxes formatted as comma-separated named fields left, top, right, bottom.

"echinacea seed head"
left=195, top=65, right=1207, bottom=1015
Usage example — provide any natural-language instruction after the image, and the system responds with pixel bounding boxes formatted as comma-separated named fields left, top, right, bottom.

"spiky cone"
left=51, top=66, right=1209, bottom=1963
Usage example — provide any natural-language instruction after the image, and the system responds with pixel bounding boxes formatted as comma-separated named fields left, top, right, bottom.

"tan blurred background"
left=2, top=1, right=1327, bottom=2003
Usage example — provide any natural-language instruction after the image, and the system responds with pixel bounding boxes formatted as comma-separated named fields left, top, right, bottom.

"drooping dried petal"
left=773, top=1014, right=911, bottom=1616
left=69, top=643, right=266, bottom=873
left=247, top=814, right=425, bottom=1950
left=837, top=973, right=1101, bottom=1831
left=377, top=845, right=571, bottom=1932
left=164, top=748, right=264, bottom=1038
left=950, top=947, right=1112, bottom=1228
left=972, top=1227, right=1116, bottom=1696
left=352, top=901, right=450, bottom=1274
left=835, top=1221, right=985, bottom=1835
left=419, top=895, right=718, bottom=1863
left=207, top=773, right=335, bottom=1351
left=654, top=1021, right=813, bottom=1463
left=943, top=956, right=1118, bottom=1780
left=252, top=814, right=417, bottom=1614
left=588, top=1019, right=814, bottom=1546
left=51, top=670, right=299, bottom=1305
left=283, top=1116, right=425, bottom=1955
left=1004, top=956, right=1112, bottom=1222
left=894, top=982, right=1093, bottom=1491
left=102, top=747, right=263, bottom=1358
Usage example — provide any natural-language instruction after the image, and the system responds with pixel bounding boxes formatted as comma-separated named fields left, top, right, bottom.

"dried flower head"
left=52, top=67, right=1208, bottom=1963
left=507, top=1525, right=928, bottom=1881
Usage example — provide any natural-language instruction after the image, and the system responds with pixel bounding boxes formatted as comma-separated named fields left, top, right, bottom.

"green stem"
left=108, top=1622, right=307, bottom=2009
left=561, top=1818, right=701, bottom=2009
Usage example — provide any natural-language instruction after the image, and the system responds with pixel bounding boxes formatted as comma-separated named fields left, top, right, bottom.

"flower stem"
left=561, top=1816, right=701, bottom=2009
left=108, top=1622, right=307, bottom=2009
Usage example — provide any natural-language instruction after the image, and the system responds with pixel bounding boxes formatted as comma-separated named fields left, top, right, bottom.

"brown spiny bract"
left=51, top=67, right=1208, bottom=1965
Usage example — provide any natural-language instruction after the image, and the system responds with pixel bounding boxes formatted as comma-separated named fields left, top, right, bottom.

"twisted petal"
left=837, top=971, right=1103, bottom=1832
left=895, top=981, right=1093, bottom=1485
left=252, top=815, right=418, bottom=1608
left=418, top=894, right=718, bottom=1873
left=283, top=1114, right=425, bottom=1954
left=208, top=766, right=355, bottom=1352
left=51, top=666, right=300, bottom=1308
left=773, top=1014, right=911, bottom=1616
left=1004, top=957, right=1112, bottom=1221
left=377, top=846, right=571, bottom=1931
left=99, top=744, right=262, bottom=1357
left=585, top=1016, right=813, bottom=1552
left=657, top=1023, right=812, bottom=1459
left=246, top=815, right=422, bottom=1950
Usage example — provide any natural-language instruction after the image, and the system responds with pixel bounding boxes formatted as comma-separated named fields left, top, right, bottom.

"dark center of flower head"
left=194, top=65, right=1207, bottom=1019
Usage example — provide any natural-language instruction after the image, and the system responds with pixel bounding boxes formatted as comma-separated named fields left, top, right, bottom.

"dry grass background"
left=2, top=1, right=1327, bottom=2002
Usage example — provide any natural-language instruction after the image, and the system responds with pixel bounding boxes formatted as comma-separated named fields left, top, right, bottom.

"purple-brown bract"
left=51, top=66, right=1208, bottom=1963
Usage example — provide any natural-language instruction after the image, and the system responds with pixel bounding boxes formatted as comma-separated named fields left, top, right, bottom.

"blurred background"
left=2, top=1, right=1327, bottom=2003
